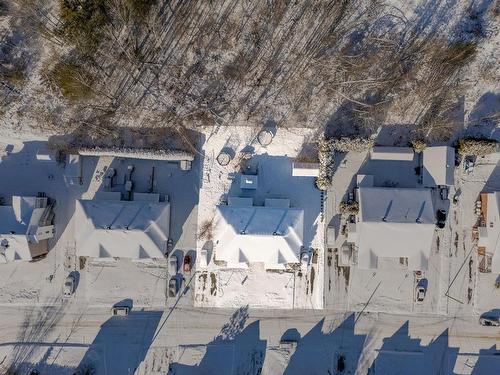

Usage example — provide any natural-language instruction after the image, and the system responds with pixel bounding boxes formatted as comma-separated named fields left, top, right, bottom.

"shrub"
left=339, top=201, right=359, bottom=214
left=198, top=219, right=214, bottom=241
left=410, top=139, right=427, bottom=153
left=48, top=62, right=94, bottom=101
left=324, top=137, right=374, bottom=153
left=3, top=67, right=26, bottom=88
left=59, top=0, right=109, bottom=54
left=457, top=137, right=498, bottom=156
left=125, top=0, right=156, bottom=19
left=316, top=139, right=335, bottom=191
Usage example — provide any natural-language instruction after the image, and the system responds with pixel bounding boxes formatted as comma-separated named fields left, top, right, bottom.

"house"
left=0, top=196, right=54, bottom=262
left=74, top=196, right=170, bottom=259
left=422, top=146, right=455, bottom=187
left=213, top=197, right=304, bottom=269
left=477, top=192, right=500, bottom=273
left=352, top=186, right=435, bottom=271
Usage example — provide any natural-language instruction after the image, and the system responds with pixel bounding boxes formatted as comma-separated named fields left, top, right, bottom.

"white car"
left=169, top=255, right=179, bottom=275
left=415, top=286, right=426, bottom=303
left=63, top=275, right=75, bottom=298
left=111, top=306, right=130, bottom=316
left=479, top=315, right=499, bottom=326
left=301, top=252, right=309, bottom=268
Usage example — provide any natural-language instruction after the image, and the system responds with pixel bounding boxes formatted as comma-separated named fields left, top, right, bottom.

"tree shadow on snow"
left=5, top=300, right=67, bottom=373
left=464, top=92, right=500, bottom=142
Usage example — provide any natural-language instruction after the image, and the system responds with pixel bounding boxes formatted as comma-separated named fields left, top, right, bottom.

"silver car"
left=62, top=275, right=75, bottom=298
left=168, top=277, right=181, bottom=297
left=415, top=286, right=426, bottom=303
left=479, top=316, right=499, bottom=326
left=169, top=255, right=179, bottom=275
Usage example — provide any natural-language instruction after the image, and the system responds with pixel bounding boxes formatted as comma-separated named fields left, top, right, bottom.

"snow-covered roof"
left=292, top=162, right=320, bottom=177
left=0, top=196, right=38, bottom=261
left=75, top=199, right=170, bottom=259
left=371, top=147, right=414, bottom=161
left=356, top=187, right=435, bottom=271
left=214, top=204, right=304, bottom=269
left=482, top=192, right=500, bottom=272
left=422, top=146, right=455, bottom=186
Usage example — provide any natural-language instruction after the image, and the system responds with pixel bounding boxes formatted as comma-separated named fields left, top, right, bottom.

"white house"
left=422, top=146, right=455, bottom=187
left=353, top=186, right=435, bottom=271
left=213, top=197, right=304, bottom=269
left=478, top=192, right=500, bottom=273
left=0, top=196, right=54, bottom=262
left=74, top=198, right=170, bottom=259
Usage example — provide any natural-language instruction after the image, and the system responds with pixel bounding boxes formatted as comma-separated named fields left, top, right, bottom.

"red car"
left=183, top=255, right=191, bottom=272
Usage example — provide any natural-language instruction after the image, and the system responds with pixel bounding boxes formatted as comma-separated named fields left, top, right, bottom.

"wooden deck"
left=480, top=192, right=488, bottom=223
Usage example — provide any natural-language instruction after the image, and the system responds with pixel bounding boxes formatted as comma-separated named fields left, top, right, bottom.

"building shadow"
left=471, top=344, right=500, bottom=374
left=463, top=92, right=500, bottom=142
left=170, top=305, right=266, bottom=375
left=75, top=309, right=162, bottom=374
left=483, top=159, right=500, bottom=193
left=374, top=123, right=420, bottom=147
left=50, top=127, right=205, bottom=253
left=369, top=321, right=459, bottom=374
left=282, top=313, right=367, bottom=374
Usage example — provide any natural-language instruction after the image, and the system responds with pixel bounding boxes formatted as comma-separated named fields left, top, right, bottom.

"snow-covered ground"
left=0, top=304, right=498, bottom=375
left=1, top=134, right=500, bottom=374
left=0, top=137, right=199, bottom=310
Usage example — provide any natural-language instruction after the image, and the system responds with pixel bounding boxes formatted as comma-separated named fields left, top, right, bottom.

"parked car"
left=169, top=255, right=179, bottom=275
left=452, top=189, right=461, bottom=205
left=168, top=277, right=179, bottom=297
left=62, top=275, right=75, bottom=298
left=415, top=285, right=426, bottom=303
left=479, top=314, right=499, bottom=326
left=436, top=209, right=447, bottom=229
left=111, top=306, right=130, bottom=316
left=183, top=255, right=192, bottom=272
left=301, top=252, right=310, bottom=268
left=440, top=186, right=448, bottom=200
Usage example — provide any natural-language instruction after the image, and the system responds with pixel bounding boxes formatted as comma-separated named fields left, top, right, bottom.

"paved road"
left=0, top=304, right=498, bottom=374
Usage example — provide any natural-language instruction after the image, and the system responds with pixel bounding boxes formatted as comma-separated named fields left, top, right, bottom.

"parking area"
left=348, top=250, right=442, bottom=315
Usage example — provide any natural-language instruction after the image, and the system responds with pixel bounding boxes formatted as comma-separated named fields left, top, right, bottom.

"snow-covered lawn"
left=82, top=259, right=167, bottom=308
left=474, top=272, right=500, bottom=314
left=194, top=126, right=324, bottom=309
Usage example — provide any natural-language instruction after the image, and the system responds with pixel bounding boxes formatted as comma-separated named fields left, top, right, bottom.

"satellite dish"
left=217, top=151, right=231, bottom=166
left=257, top=129, right=273, bottom=146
